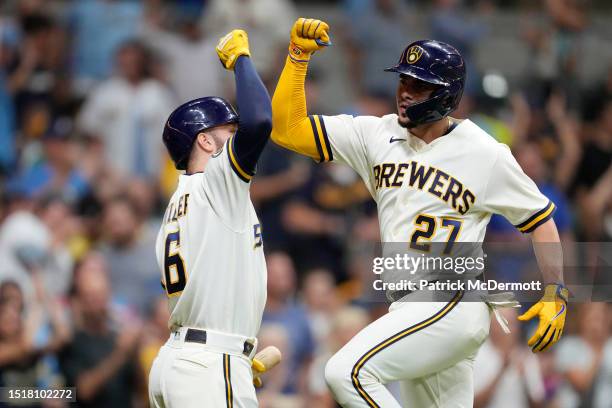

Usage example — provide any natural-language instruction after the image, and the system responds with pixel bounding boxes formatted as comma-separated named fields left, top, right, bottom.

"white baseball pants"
left=325, top=291, right=491, bottom=407
left=149, top=328, right=258, bottom=408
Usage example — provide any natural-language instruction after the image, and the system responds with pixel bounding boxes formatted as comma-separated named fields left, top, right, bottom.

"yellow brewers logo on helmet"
left=406, top=46, right=424, bottom=64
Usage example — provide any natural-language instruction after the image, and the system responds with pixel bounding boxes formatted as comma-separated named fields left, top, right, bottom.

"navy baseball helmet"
left=163, top=96, right=239, bottom=170
left=385, top=40, right=465, bottom=126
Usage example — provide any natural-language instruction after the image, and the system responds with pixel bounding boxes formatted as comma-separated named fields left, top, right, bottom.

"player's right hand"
left=289, top=18, right=331, bottom=61
left=216, top=29, right=251, bottom=70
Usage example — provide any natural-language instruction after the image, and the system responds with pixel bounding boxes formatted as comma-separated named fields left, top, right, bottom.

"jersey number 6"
left=410, top=214, right=463, bottom=254
left=164, top=231, right=187, bottom=296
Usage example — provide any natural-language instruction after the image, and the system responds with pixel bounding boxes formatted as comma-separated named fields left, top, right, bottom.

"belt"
left=171, top=327, right=257, bottom=358
left=389, top=273, right=484, bottom=303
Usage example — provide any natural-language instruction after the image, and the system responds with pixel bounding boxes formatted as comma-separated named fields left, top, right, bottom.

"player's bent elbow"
left=242, top=116, right=272, bottom=139
left=270, top=129, right=292, bottom=150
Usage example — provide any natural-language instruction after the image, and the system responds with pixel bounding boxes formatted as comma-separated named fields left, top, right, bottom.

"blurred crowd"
left=0, top=0, right=611, bottom=407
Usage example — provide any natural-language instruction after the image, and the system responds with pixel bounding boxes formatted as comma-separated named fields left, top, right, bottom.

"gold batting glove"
left=289, top=18, right=331, bottom=62
left=250, top=346, right=281, bottom=388
left=518, top=283, right=569, bottom=353
left=216, top=29, right=250, bottom=70
left=251, top=358, right=266, bottom=388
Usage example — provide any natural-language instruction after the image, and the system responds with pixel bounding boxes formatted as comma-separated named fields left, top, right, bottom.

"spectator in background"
left=124, top=176, right=163, bottom=228
left=342, top=88, right=394, bottom=118
left=0, top=276, right=69, bottom=393
left=301, top=268, right=339, bottom=347
left=309, top=306, right=369, bottom=408
left=0, top=27, right=17, bottom=174
left=200, top=0, right=296, bottom=80
left=487, top=93, right=578, bottom=242
left=572, top=97, right=612, bottom=241
left=0, top=194, right=75, bottom=299
left=430, top=0, right=488, bottom=95
left=97, top=195, right=160, bottom=317
left=141, top=5, right=224, bottom=104
left=10, top=118, right=89, bottom=204
left=474, top=309, right=546, bottom=408
left=544, top=0, right=588, bottom=102
left=30, top=195, right=80, bottom=295
left=66, top=0, right=144, bottom=93
left=59, top=256, right=141, bottom=408
left=255, top=323, right=299, bottom=408
left=8, top=12, right=63, bottom=128
left=77, top=40, right=174, bottom=179
left=282, top=162, right=373, bottom=280
left=262, top=251, right=315, bottom=396
left=522, top=0, right=587, bottom=110
left=137, top=295, right=168, bottom=400
left=343, top=0, right=410, bottom=97
left=555, top=303, right=612, bottom=408
left=250, top=148, right=310, bottom=251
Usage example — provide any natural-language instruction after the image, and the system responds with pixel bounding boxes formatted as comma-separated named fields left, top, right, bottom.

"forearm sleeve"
left=271, top=56, right=330, bottom=162
left=229, top=56, right=272, bottom=179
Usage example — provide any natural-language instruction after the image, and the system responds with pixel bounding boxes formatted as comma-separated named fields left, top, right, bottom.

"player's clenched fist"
left=518, top=283, right=568, bottom=352
left=289, top=18, right=331, bottom=61
left=216, top=29, right=250, bottom=70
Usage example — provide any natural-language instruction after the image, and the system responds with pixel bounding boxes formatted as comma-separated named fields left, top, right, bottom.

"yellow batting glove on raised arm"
left=289, top=18, right=331, bottom=62
left=518, top=283, right=569, bottom=353
left=216, top=29, right=250, bottom=70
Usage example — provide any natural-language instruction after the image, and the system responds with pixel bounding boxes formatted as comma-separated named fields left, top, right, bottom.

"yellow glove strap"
left=543, top=283, right=569, bottom=303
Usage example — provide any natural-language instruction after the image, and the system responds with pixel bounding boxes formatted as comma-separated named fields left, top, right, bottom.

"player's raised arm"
left=271, top=18, right=332, bottom=162
left=216, top=30, right=272, bottom=181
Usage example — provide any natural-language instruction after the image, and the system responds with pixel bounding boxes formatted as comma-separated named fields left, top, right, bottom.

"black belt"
left=389, top=273, right=484, bottom=303
left=184, top=328, right=255, bottom=357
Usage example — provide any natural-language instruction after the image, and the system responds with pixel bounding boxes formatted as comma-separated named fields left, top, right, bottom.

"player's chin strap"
left=481, top=292, right=521, bottom=334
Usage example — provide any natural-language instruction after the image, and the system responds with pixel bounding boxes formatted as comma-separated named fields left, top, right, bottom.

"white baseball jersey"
left=155, top=140, right=267, bottom=338
left=316, top=114, right=553, bottom=407
left=313, top=114, right=554, bottom=242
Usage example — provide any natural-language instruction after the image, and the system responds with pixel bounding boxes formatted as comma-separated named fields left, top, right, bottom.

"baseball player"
left=148, top=30, right=272, bottom=408
left=271, top=18, right=569, bottom=407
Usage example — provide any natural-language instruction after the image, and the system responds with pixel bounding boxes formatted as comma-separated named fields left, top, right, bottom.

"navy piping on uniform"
left=350, top=291, right=464, bottom=408
left=226, top=137, right=252, bottom=183
left=514, top=201, right=556, bottom=233
left=223, top=354, right=233, bottom=408
left=316, top=115, right=333, bottom=161
left=309, top=115, right=325, bottom=163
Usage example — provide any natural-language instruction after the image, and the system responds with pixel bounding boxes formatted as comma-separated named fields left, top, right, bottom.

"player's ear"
left=196, top=132, right=216, bottom=154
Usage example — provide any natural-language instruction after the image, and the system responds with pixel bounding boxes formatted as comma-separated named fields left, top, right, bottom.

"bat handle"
left=316, top=38, right=332, bottom=47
